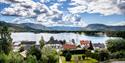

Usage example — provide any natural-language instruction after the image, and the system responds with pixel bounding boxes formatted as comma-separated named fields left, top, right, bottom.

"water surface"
left=11, top=32, right=112, bottom=44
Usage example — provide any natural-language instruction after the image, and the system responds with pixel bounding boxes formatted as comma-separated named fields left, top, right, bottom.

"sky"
left=0, top=0, right=125, bottom=27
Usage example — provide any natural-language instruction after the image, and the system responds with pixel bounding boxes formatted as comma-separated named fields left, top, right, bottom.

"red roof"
left=80, top=40, right=90, bottom=46
left=63, top=44, right=76, bottom=50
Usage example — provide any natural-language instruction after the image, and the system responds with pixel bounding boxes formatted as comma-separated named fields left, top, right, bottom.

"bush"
left=82, top=55, right=85, bottom=60
left=65, top=51, right=72, bottom=61
left=41, top=46, right=59, bottom=63
left=90, top=52, right=99, bottom=60
left=99, top=50, right=109, bottom=61
left=106, top=38, right=125, bottom=53
left=0, top=52, right=24, bottom=63
left=111, top=51, right=125, bottom=59
left=0, top=52, right=8, bottom=63
left=25, top=55, right=38, bottom=63
left=27, top=45, right=41, bottom=60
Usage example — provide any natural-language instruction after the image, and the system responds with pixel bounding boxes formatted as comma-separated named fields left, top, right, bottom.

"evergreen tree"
left=71, top=39, right=75, bottom=44
left=39, top=36, right=45, bottom=49
left=88, top=41, right=94, bottom=50
left=0, top=26, right=12, bottom=54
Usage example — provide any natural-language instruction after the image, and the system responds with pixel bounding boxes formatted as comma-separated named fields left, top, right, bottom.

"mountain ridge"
left=0, top=21, right=125, bottom=31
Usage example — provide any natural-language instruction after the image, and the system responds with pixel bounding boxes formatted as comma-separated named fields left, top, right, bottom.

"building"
left=45, top=40, right=62, bottom=49
left=63, top=44, right=77, bottom=50
left=93, top=43, right=105, bottom=49
left=80, top=40, right=90, bottom=48
left=20, top=41, right=36, bottom=50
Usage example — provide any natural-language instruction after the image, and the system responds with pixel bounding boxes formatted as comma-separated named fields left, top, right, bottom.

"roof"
left=20, top=50, right=27, bottom=58
left=46, top=40, right=62, bottom=44
left=80, top=40, right=90, bottom=45
left=93, top=43, right=105, bottom=48
left=21, top=41, right=36, bottom=44
left=63, top=44, right=76, bottom=50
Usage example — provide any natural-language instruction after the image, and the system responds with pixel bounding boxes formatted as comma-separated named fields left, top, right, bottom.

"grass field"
left=60, top=54, right=98, bottom=63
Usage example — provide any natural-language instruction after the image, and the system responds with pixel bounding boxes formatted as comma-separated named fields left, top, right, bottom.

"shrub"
left=25, top=55, right=38, bottom=63
left=106, top=38, right=125, bottom=53
left=27, top=45, right=41, bottom=60
left=90, top=52, right=99, bottom=60
left=111, top=51, right=125, bottom=59
left=99, top=50, right=109, bottom=61
left=0, top=52, right=8, bottom=63
left=82, top=55, right=86, bottom=60
left=41, top=46, right=59, bottom=63
left=65, top=51, right=72, bottom=61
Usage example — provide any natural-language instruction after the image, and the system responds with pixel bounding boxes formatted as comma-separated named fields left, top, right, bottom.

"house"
left=63, top=44, right=77, bottom=50
left=20, top=41, right=36, bottom=50
left=13, top=41, right=40, bottom=52
left=45, top=40, right=62, bottom=49
left=80, top=40, right=90, bottom=48
left=93, top=43, right=105, bottom=49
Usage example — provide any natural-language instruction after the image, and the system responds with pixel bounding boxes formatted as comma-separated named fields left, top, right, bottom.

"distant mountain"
left=0, top=21, right=125, bottom=31
left=109, top=26, right=125, bottom=31
left=0, top=21, right=49, bottom=32
left=84, top=24, right=125, bottom=31
left=84, top=24, right=109, bottom=31
left=0, top=21, right=36, bottom=32
left=20, top=23, right=49, bottom=30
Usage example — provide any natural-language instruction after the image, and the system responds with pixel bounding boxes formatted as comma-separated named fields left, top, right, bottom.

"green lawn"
left=60, top=54, right=98, bottom=63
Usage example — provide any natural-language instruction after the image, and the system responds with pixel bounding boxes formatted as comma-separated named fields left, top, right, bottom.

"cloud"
left=111, top=21, right=125, bottom=26
left=68, top=0, right=122, bottom=15
left=0, top=0, right=86, bottom=27
left=40, top=0, right=66, bottom=3
left=11, top=17, right=36, bottom=24
left=118, top=2, right=125, bottom=14
left=1, top=0, right=38, bottom=17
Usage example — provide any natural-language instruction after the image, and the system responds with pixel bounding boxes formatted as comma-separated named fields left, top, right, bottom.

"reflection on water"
left=11, top=32, right=112, bottom=44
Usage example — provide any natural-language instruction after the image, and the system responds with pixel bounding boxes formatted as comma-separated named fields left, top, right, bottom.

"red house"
left=63, top=44, right=76, bottom=50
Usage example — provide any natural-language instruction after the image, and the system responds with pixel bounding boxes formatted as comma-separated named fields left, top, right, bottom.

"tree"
left=8, top=52, right=24, bottom=63
left=99, top=49, right=109, bottom=61
left=41, top=46, right=59, bottom=63
left=65, top=51, right=72, bottom=61
left=60, top=40, right=66, bottom=45
left=0, top=26, right=12, bottom=54
left=25, top=55, right=38, bottom=63
left=71, top=39, right=75, bottom=44
left=85, top=49, right=91, bottom=59
left=0, top=52, right=24, bottom=63
left=106, top=31, right=125, bottom=39
left=88, top=41, right=94, bottom=50
left=39, top=36, right=45, bottom=49
left=27, top=45, right=41, bottom=60
left=49, top=36, right=54, bottom=42
left=106, top=38, right=125, bottom=53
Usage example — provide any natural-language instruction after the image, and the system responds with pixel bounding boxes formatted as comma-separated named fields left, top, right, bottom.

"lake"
left=11, top=32, right=114, bottom=45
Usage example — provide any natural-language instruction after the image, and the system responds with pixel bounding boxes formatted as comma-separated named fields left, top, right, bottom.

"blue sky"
left=0, top=0, right=125, bottom=27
